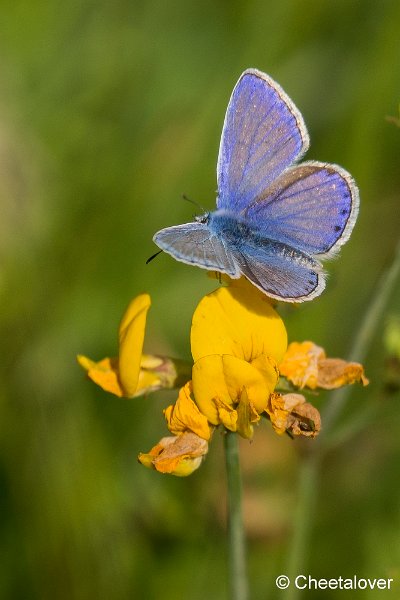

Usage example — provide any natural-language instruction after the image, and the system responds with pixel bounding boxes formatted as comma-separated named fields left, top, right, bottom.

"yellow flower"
left=190, top=285, right=287, bottom=438
left=191, top=284, right=287, bottom=362
left=279, top=341, right=369, bottom=390
left=138, top=432, right=209, bottom=476
left=77, top=294, right=191, bottom=398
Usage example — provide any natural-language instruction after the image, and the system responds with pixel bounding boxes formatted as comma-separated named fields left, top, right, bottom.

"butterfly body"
left=206, top=209, right=313, bottom=268
left=153, top=69, right=359, bottom=302
left=207, top=210, right=255, bottom=248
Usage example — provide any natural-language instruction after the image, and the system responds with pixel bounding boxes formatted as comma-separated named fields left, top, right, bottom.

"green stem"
left=284, top=451, right=320, bottom=600
left=224, top=431, right=248, bottom=600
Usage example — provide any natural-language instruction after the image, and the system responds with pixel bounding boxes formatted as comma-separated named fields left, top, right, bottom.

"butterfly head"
left=194, top=212, right=210, bottom=225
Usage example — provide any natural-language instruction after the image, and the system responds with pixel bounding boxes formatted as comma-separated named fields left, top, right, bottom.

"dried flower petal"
left=284, top=397, right=321, bottom=438
left=316, top=358, right=369, bottom=389
left=138, top=432, right=208, bottom=476
left=279, top=341, right=368, bottom=390
left=266, top=392, right=321, bottom=438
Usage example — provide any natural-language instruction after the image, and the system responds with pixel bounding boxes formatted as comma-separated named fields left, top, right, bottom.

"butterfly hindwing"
left=217, top=69, right=309, bottom=213
left=243, top=161, right=359, bottom=257
left=233, top=241, right=325, bottom=302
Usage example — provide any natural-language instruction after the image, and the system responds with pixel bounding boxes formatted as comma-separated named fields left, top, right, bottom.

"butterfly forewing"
left=153, top=222, right=240, bottom=277
left=217, top=69, right=309, bottom=213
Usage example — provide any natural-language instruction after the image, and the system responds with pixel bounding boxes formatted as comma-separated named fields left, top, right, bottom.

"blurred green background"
left=1, top=1, right=400, bottom=598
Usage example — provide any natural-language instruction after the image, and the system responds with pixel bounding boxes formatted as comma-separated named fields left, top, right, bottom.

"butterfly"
left=152, top=68, right=359, bottom=302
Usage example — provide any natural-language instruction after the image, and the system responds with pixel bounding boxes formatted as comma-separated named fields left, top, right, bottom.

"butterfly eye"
left=194, top=213, right=210, bottom=224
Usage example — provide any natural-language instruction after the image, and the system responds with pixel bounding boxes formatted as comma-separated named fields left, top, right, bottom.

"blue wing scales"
left=233, top=242, right=325, bottom=302
left=153, top=222, right=240, bottom=277
left=244, top=161, right=359, bottom=257
left=217, top=69, right=309, bottom=213
left=152, top=68, right=359, bottom=303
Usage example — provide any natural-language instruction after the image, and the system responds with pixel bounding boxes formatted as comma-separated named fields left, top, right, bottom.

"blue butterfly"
left=153, top=68, right=359, bottom=302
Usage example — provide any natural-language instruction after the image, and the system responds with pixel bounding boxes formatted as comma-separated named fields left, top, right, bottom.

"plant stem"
left=284, top=451, right=320, bottom=600
left=224, top=431, right=248, bottom=600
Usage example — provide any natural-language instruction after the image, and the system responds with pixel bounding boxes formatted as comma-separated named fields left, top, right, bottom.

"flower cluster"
left=78, top=280, right=368, bottom=476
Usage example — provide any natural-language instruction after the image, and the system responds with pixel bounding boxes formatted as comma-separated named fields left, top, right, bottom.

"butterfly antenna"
left=182, top=194, right=206, bottom=213
left=146, top=249, right=163, bottom=265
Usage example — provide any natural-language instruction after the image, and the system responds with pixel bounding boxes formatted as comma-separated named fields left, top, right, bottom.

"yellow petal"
left=214, top=397, right=238, bottom=432
left=191, top=286, right=287, bottom=364
left=192, top=354, right=276, bottom=426
left=140, top=354, right=164, bottom=370
left=138, top=432, right=208, bottom=476
left=135, top=369, right=162, bottom=396
left=77, top=355, right=97, bottom=371
left=207, top=272, right=278, bottom=306
left=135, top=355, right=191, bottom=397
left=236, top=387, right=260, bottom=439
left=221, top=354, right=277, bottom=413
left=164, top=381, right=212, bottom=440
left=250, top=354, right=280, bottom=392
left=192, top=355, right=232, bottom=425
left=118, top=294, right=151, bottom=397
left=77, top=355, right=124, bottom=397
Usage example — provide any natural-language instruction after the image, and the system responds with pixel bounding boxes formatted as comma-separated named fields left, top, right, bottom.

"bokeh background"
left=1, top=1, right=400, bottom=598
